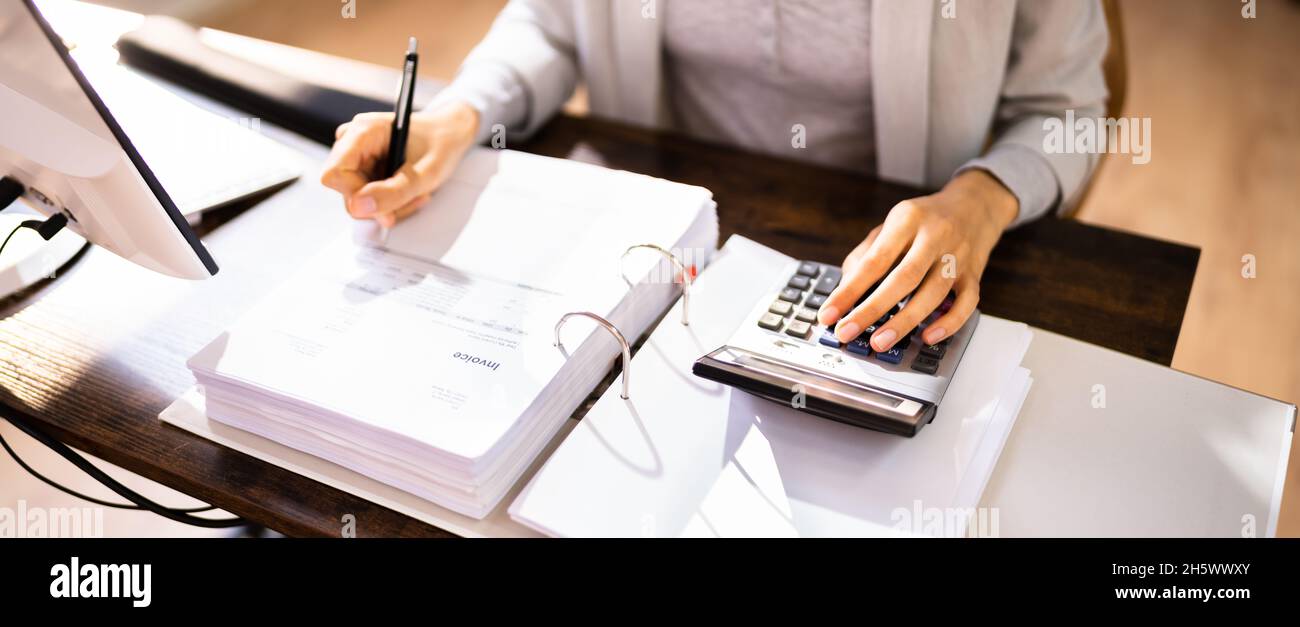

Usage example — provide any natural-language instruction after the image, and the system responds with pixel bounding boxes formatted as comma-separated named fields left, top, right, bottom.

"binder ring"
left=554, top=311, right=632, bottom=400
left=621, top=244, right=691, bottom=326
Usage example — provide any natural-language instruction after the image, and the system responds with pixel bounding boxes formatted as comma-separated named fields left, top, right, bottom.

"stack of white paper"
left=510, top=236, right=1034, bottom=537
left=187, top=148, right=718, bottom=518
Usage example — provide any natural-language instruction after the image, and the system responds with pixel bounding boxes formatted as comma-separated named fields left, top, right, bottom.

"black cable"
left=0, top=429, right=215, bottom=512
left=0, top=222, right=25, bottom=257
left=2, top=411, right=245, bottom=528
left=0, top=198, right=245, bottom=528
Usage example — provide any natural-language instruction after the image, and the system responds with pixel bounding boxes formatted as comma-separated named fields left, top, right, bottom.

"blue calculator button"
left=845, top=338, right=872, bottom=357
left=874, top=347, right=904, bottom=364
left=818, top=331, right=842, bottom=348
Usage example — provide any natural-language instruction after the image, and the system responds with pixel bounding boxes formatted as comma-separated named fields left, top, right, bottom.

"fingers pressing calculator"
left=693, top=260, right=979, bottom=437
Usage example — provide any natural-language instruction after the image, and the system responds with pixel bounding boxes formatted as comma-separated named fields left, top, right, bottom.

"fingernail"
left=354, top=195, right=377, bottom=216
left=835, top=321, right=860, bottom=343
left=872, top=328, right=898, bottom=351
left=924, top=327, right=947, bottom=345
left=378, top=213, right=395, bottom=229
left=819, top=305, right=841, bottom=326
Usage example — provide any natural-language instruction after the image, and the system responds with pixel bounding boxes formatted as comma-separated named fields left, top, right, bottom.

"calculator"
left=693, top=260, right=979, bottom=437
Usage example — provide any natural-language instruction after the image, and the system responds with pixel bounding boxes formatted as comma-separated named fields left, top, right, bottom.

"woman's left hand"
left=817, top=170, right=1020, bottom=351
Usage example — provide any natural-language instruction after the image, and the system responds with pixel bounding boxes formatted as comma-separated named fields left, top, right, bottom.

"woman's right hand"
left=320, top=101, right=480, bottom=228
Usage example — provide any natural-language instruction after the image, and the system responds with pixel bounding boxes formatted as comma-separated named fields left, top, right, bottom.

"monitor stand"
left=0, top=201, right=86, bottom=301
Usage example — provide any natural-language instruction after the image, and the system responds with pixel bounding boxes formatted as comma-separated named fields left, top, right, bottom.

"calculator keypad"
left=755, top=261, right=957, bottom=376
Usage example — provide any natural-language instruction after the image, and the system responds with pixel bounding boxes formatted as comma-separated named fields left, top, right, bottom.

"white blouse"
left=663, top=0, right=876, bottom=175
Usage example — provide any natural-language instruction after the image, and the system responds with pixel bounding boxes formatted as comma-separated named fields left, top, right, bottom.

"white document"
left=359, top=148, right=714, bottom=298
left=185, top=147, right=719, bottom=518
left=678, top=367, right=1031, bottom=538
left=189, top=235, right=577, bottom=464
left=509, top=236, right=1034, bottom=537
left=160, top=388, right=551, bottom=538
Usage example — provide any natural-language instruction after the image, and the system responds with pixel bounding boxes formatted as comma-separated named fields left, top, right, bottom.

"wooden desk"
left=0, top=109, right=1199, bottom=538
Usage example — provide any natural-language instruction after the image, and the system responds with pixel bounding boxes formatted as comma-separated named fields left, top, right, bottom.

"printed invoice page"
left=188, top=148, right=713, bottom=464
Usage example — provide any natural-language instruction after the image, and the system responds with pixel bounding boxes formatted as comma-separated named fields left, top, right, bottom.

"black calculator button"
left=797, top=261, right=820, bottom=277
left=817, top=331, right=842, bottom=348
left=758, top=312, right=784, bottom=331
left=911, top=355, right=940, bottom=375
left=778, top=287, right=803, bottom=302
left=805, top=293, right=827, bottom=309
left=787, top=275, right=811, bottom=290
left=893, top=332, right=912, bottom=351
left=794, top=307, right=818, bottom=323
left=785, top=320, right=812, bottom=339
left=920, top=343, right=947, bottom=359
left=812, top=269, right=840, bottom=295
left=769, top=300, right=793, bottom=316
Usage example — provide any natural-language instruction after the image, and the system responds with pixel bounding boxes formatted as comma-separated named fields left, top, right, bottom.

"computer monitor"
left=0, top=0, right=217, bottom=279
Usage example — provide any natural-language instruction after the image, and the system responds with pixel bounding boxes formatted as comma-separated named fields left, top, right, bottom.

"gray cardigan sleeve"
left=956, top=0, right=1111, bottom=227
left=427, top=0, right=579, bottom=145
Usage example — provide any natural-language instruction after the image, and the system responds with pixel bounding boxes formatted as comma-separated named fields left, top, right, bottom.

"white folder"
left=509, top=236, right=1035, bottom=537
left=984, top=329, right=1294, bottom=537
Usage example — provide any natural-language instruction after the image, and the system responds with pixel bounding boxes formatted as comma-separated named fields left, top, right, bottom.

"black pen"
left=384, top=37, right=419, bottom=179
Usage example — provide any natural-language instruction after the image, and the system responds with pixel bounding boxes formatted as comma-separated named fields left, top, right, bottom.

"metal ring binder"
left=554, top=311, right=632, bottom=399
left=621, top=244, right=691, bottom=326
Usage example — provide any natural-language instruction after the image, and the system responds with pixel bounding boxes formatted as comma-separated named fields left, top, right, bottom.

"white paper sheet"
left=188, top=235, right=576, bottom=463
left=159, top=388, right=548, bottom=537
left=359, top=148, right=714, bottom=299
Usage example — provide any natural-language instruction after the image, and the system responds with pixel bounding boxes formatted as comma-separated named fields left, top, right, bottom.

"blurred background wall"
left=118, top=0, right=509, bottom=81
